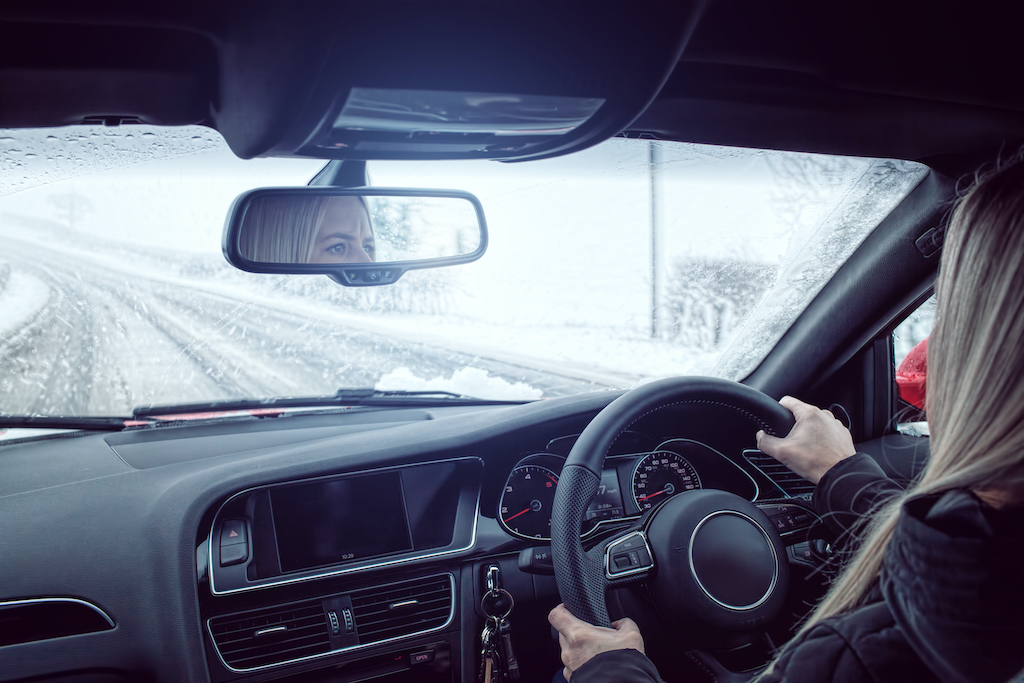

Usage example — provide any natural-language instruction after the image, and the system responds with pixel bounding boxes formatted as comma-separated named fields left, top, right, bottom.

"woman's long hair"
left=795, top=156, right=1024, bottom=633
left=239, top=196, right=332, bottom=263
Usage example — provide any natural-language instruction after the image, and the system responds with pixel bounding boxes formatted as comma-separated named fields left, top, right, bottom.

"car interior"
left=1, top=2, right=1021, bottom=682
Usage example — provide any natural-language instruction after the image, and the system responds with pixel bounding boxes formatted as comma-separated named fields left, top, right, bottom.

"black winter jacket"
left=571, top=456, right=1024, bottom=683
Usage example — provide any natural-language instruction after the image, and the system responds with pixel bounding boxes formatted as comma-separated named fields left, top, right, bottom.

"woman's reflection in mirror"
left=242, top=195, right=376, bottom=264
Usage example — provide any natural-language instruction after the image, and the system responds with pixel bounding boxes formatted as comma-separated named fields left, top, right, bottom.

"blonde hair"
left=240, top=196, right=332, bottom=263
left=790, top=156, right=1024, bottom=637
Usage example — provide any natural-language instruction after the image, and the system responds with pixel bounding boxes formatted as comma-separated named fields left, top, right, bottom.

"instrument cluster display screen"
left=583, top=468, right=625, bottom=526
left=271, top=471, right=413, bottom=573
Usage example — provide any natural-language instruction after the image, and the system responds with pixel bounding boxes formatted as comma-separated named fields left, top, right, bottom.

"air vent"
left=350, top=575, right=453, bottom=643
left=209, top=600, right=330, bottom=671
left=743, top=450, right=816, bottom=497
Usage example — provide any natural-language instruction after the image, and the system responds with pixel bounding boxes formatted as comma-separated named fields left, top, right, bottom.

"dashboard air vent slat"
left=743, top=450, right=817, bottom=497
left=209, top=600, right=329, bottom=670
left=350, top=575, right=453, bottom=643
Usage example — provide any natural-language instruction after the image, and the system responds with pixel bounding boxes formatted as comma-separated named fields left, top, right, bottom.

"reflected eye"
left=326, top=243, right=347, bottom=256
left=364, top=243, right=375, bottom=257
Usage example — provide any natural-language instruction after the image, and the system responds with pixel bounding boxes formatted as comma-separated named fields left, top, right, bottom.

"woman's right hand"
left=755, top=396, right=856, bottom=485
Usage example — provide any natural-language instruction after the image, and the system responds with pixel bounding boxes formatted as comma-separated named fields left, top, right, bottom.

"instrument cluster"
left=497, top=438, right=759, bottom=541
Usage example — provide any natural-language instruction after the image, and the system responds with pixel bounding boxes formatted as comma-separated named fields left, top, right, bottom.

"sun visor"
left=214, top=0, right=706, bottom=162
left=315, top=88, right=604, bottom=157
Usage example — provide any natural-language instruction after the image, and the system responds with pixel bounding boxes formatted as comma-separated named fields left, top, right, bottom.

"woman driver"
left=549, top=157, right=1024, bottom=682
left=240, top=195, right=376, bottom=264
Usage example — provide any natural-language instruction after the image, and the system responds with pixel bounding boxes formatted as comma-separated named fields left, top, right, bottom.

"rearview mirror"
left=223, top=188, right=487, bottom=286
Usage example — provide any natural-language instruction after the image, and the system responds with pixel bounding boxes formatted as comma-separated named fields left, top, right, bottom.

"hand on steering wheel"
left=755, top=395, right=856, bottom=484
left=547, top=603, right=645, bottom=681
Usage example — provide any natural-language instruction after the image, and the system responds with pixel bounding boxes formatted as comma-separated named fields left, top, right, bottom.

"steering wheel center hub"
left=689, top=511, right=777, bottom=610
left=646, top=489, right=788, bottom=632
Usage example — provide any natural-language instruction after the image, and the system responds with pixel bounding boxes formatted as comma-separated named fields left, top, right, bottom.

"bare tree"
left=663, top=258, right=779, bottom=350
left=48, top=192, right=94, bottom=230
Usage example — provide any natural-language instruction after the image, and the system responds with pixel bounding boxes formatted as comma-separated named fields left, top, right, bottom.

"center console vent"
left=209, top=600, right=330, bottom=671
left=350, top=575, right=454, bottom=643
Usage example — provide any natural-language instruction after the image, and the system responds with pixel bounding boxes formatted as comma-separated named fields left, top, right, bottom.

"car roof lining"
left=0, top=2, right=1020, bottom=165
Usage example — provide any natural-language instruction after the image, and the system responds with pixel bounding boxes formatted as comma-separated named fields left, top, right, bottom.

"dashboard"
left=0, top=389, right=900, bottom=683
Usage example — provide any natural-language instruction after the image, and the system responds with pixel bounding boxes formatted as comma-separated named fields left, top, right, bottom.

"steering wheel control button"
left=759, top=504, right=818, bottom=537
left=605, top=532, right=655, bottom=578
left=219, top=542, right=248, bottom=567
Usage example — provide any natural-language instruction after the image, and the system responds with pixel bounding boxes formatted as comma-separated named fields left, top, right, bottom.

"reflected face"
left=308, top=197, right=376, bottom=263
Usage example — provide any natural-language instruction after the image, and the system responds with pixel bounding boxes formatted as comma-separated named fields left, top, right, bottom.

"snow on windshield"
left=0, top=127, right=927, bottom=416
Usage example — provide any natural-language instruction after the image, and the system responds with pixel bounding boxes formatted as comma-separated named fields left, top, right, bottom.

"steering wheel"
left=550, top=376, right=796, bottom=632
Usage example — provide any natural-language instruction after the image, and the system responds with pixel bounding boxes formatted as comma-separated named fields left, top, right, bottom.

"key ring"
left=480, top=587, right=514, bottom=620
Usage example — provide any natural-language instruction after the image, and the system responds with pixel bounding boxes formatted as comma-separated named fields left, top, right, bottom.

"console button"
left=411, top=650, right=435, bottom=665
left=221, top=519, right=246, bottom=546
left=220, top=542, right=248, bottom=567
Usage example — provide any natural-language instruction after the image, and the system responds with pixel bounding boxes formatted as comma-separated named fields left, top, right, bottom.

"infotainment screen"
left=271, top=471, right=413, bottom=573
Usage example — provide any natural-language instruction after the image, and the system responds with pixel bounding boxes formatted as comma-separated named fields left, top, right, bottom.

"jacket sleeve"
left=813, top=453, right=904, bottom=543
left=570, top=649, right=665, bottom=683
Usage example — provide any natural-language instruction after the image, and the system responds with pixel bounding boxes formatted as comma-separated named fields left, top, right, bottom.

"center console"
left=199, top=457, right=482, bottom=681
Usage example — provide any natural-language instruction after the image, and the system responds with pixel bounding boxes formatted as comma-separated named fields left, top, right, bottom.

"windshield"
left=0, top=127, right=927, bottom=417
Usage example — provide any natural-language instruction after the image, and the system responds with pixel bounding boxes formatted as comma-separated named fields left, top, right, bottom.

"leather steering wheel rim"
left=550, top=376, right=795, bottom=627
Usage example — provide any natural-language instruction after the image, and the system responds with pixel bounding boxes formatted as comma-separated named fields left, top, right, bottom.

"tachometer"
left=632, top=451, right=700, bottom=512
left=499, top=465, right=559, bottom=539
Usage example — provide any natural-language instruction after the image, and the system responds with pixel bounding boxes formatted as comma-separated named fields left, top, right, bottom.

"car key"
left=480, top=589, right=515, bottom=681
left=498, top=616, right=520, bottom=680
left=479, top=618, right=496, bottom=683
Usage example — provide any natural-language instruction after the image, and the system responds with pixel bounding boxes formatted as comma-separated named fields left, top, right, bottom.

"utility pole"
left=649, top=140, right=659, bottom=338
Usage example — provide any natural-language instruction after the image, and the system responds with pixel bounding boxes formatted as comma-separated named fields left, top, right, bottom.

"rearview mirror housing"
left=222, top=187, right=488, bottom=286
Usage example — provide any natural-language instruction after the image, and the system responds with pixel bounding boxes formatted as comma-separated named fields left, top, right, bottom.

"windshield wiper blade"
left=333, top=387, right=526, bottom=405
left=132, top=388, right=528, bottom=419
left=0, top=415, right=137, bottom=431
left=335, top=388, right=472, bottom=400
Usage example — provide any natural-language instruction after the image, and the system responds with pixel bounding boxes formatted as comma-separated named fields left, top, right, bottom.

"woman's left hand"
left=548, top=603, right=646, bottom=680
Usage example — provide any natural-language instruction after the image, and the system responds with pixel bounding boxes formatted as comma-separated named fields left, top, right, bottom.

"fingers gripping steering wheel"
left=550, top=377, right=796, bottom=630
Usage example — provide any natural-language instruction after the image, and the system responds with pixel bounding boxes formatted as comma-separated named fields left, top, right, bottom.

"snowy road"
left=1, top=239, right=619, bottom=416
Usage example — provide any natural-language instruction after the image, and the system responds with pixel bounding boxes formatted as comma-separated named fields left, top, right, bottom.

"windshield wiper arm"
left=132, top=388, right=527, bottom=419
left=0, top=415, right=137, bottom=431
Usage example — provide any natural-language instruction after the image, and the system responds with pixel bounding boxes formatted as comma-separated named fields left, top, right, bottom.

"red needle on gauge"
left=638, top=489, right=667, bottom=502
left=504, top=508, right=532, bottom=522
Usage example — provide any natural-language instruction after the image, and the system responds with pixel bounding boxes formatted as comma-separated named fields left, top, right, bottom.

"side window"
left=892, top=295, right=935, bottom=432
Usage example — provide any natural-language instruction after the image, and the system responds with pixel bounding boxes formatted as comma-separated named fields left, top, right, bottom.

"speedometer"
left=498, top=465, right=559, bottom=539
left=632, top=451, right=701, bottom=512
